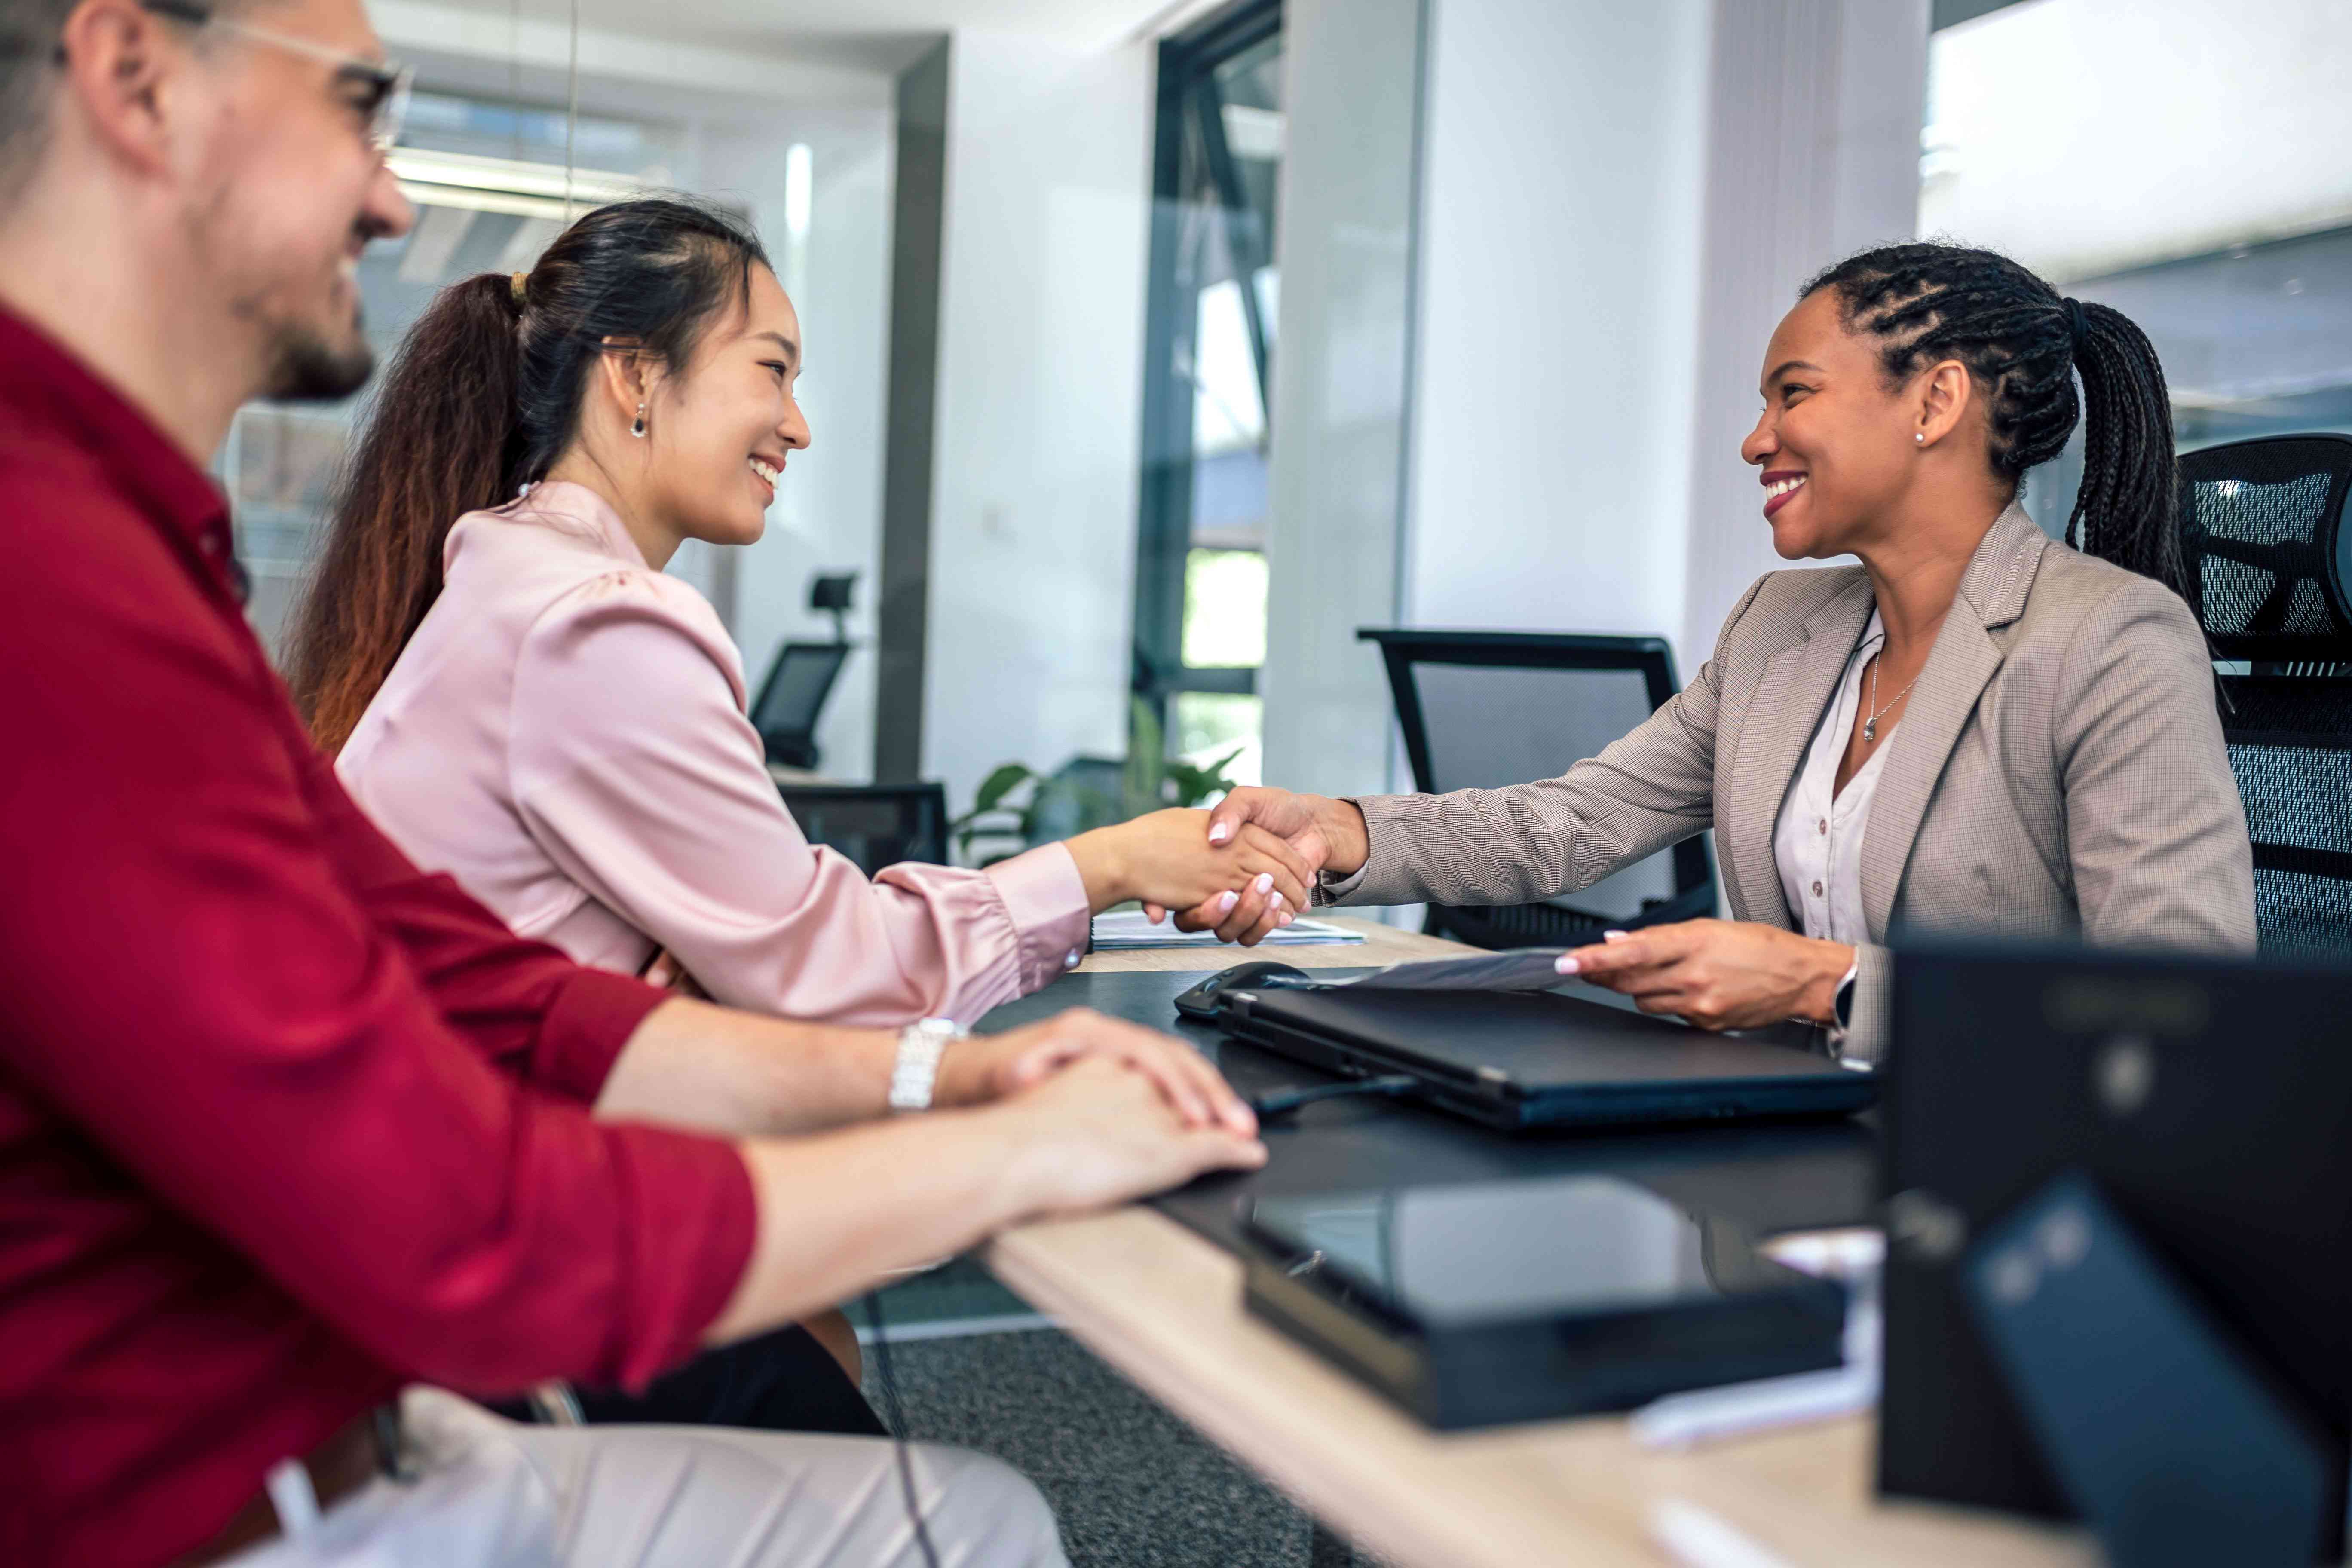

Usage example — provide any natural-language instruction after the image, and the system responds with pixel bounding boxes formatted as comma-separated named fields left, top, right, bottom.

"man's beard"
left=260, top=311, right=376, bottom=403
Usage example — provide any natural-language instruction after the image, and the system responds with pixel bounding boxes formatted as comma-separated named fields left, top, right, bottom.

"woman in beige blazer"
left=1173, top=241, right=2255, bottom=1061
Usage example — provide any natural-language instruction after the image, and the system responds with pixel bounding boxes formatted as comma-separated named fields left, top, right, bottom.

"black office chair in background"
left=2180, top=434, right=2352, bottom=960
left=777, top=783, right=950, bottom=876
left=750, top=571, right=859, bottom=770
left=1358, top=628, right=1718, bottom=950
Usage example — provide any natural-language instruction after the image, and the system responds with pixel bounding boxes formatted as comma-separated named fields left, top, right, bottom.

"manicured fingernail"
left=1556, top=956, right=1580, bottom=974
left=1254, top=873, right=1272, bottom=894
left=1209, top=822, right=1231, bottom=844
left=1269, top=891, right=1285, bottom=911
left=1279, top=911, right=1295, bottom=927
left=1603, top=930, right=1629, bottom=942
left=1218, top=890, right=1240, bottom=913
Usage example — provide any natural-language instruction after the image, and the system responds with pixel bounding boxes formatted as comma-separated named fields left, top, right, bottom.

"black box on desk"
left=1880, top=945, right=2352, bottom=1553
left=1240, top=1174, right=1845, bottom=1430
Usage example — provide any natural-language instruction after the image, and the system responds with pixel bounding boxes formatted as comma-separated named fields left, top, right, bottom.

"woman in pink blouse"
left=288, top=199, right=1308, bottom=1032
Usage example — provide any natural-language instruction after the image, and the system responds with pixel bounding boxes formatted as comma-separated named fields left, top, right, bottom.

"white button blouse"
left=1773, top=609, right=1895, bottom=947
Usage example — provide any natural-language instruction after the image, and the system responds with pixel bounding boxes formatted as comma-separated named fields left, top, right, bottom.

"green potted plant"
left=950, top=698, right=1245, bottom=867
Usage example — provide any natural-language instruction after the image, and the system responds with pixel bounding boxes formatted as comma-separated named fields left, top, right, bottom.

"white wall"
left=1259, top=0, right=1426, bottom=802
left=712, top=115, right=896, bottom=782
left=1679, top=0, right=1929, bottom=662
left=1402, top=0, right=1711, bottom=662
left=918, top=31, right=1154, bottom=814
left=1925, top=0, right=2352, bottom=282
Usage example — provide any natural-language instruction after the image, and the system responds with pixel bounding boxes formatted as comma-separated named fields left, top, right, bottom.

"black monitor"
left=1880, top=943, right=2352, bottom=1548
left=749, top=642, right=850, bottom=771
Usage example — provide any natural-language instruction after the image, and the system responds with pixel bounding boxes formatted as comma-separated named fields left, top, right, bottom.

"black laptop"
left=1203, top=979, right=1874, bottom=1131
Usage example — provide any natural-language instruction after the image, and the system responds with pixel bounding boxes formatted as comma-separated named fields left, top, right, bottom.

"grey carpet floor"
left=861, top=1326, right=1365, bottom=1568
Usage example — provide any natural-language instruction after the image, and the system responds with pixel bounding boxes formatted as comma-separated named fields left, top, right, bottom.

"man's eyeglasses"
left=118, top=0, right=413, bottom=154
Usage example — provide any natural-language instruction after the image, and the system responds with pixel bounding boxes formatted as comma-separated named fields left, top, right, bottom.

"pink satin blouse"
left=335, top=482, right=1091, bottom=1027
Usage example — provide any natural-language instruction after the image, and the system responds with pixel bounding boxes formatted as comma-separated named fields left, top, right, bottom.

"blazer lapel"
left=1856, top=505, right=2049, bottom=937
left=1723, top=576, right=1874, bottom=929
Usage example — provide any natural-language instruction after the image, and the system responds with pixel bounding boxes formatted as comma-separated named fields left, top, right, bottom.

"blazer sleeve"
left=508, top=575, right=1090, bottom=1028
left=1320, top=579, right=1766, bottom=909
left=2053, top=576, right=2257, bottom=953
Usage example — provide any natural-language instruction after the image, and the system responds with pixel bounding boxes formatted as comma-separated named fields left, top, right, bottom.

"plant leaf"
left=972, top=762, right=1034, bottom=815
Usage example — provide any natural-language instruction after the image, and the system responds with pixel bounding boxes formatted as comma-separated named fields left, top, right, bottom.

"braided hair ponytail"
left=1800, top=241, right=2187, bottom=600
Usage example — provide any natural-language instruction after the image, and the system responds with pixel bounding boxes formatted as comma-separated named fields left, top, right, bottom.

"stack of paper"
left=1087, top=910, right=1367, bottom=949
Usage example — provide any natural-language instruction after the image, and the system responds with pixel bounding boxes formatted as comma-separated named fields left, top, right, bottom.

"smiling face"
left=181, top=0, right=414, bottom=400
left=633, top=263, right=811, bottom=550
left=1740, top=288, right=1948, bottom=561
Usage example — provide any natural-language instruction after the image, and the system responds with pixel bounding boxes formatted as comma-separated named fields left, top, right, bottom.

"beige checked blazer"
left=1322, top=504, right=2257, bottom=1061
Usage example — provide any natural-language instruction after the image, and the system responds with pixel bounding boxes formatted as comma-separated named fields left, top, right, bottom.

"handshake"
left=1062, top=787, right=1370, bottom=946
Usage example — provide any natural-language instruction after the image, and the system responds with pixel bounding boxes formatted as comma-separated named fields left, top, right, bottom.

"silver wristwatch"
left=889, top=1017, right=966, bottom=1112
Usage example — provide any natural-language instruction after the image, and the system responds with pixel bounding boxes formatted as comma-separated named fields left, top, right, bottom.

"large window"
left=1924, top=0, right=2352, bottom=534
left=1134, top=0, right=1283, bottom=785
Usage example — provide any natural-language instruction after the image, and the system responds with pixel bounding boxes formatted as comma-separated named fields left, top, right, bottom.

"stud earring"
left=631, top=402, right=647, bottom=438
left=1915, top=432, right=1926, bottom=445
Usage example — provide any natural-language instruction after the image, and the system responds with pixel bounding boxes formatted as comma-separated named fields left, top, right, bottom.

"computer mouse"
left=1173, top=960, right=1318, bottom=1020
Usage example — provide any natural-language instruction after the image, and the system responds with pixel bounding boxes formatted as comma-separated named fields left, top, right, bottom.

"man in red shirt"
left=0, top=1, right=1268, bottom=1564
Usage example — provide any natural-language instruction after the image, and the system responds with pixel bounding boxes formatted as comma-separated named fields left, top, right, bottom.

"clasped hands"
left=1142, top=787, right=1852, bottom=1033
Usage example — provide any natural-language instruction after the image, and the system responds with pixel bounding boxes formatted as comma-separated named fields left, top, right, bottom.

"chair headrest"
left=2180, top=434, right=2352, bottom=661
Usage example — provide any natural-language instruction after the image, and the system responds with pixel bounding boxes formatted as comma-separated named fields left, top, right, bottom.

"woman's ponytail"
left=285, top=271, right=523, bottom=753
left=1802, top=241, right=2190, bottom=603
left=284, top=196, right=769, bottom=754
left=2067, top=299, right=2187, bottom=600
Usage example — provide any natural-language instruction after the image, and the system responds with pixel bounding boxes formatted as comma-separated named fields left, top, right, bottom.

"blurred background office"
left=230, top=0, right=2352, bottom=868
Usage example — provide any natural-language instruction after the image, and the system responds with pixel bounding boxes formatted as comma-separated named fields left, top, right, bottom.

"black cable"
left=860, top=1289, right=941, bottom=1568
left=1249, top=1074, right=1419, bottom=1122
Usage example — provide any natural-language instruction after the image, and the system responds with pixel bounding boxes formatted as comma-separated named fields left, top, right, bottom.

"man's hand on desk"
left=994, top=1055, right=1268, bottom=1217
left=938, top=1009, right=1259, bottom=1136
left=1141, top=787, right=1371, bottom=945
left=1556, top=919, right=1853, bottom=1031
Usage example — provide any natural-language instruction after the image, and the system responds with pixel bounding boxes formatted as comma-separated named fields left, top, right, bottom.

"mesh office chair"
left=2180, top=434, right=2352, bottom=959
left=1358, top=629, right=1717, bottom=950
left=776, top=784, right=950, bottom=876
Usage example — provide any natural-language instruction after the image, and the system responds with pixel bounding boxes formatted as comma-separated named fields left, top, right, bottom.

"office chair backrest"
left=750, top=642, right=851, bottom=771
left=777, top=784, right=949, bottom=876
left=1358, top=630, right=1715, bottom=947
left=2179, top=435, right=2352, bottom=959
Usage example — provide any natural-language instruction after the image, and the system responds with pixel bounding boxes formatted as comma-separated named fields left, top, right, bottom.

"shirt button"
left=200, top=534, right=222, bottom=556
left=1817, top=818, right=1828, bottom=835
left=1812, top=880, right=1825, bottom=897
left=1065, top=948, right=1082, bottom=969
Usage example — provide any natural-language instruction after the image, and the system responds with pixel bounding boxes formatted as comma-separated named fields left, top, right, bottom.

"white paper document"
left=1087, top=910, right=1368, bottom=949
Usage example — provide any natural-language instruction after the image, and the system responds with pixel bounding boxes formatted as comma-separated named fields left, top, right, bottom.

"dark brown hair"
left=285, top=196, right=769, bottom=752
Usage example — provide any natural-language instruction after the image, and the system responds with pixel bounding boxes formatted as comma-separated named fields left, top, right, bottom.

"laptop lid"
left=1225, top=986, right=1859, bottom=1099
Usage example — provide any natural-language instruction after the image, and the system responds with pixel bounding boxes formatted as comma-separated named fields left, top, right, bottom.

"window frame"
left=1132, top=0, right=1283, bottom=726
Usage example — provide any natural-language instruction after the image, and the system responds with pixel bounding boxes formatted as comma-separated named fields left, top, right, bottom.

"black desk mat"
left=976, top=966, right=1877, bottom=1258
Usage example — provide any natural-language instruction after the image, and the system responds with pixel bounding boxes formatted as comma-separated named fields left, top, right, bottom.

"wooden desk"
left=985, top=916, right=2089, bottom=1568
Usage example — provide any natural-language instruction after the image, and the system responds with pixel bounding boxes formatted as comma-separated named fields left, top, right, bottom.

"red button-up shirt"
left=0, top=306, right=756, bottom=1566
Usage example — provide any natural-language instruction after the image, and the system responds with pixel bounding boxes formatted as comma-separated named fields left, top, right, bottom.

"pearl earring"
left=1915, top=432, right=1926, bottom=445
left=631, top=402, right=647, bottom=438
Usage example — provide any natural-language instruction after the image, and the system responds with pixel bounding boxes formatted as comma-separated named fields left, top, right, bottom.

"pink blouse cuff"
left=984, top=842, right=1093, bottom=993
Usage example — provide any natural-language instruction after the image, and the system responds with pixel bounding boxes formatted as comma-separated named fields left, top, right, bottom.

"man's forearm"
left=702, top=1112, right=1038, bottom=1344
left=594, top=998, right=895, bottom=1135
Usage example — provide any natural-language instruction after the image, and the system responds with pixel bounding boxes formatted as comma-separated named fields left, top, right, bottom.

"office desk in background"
left=981, top=916, right=2089, bottom=1568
